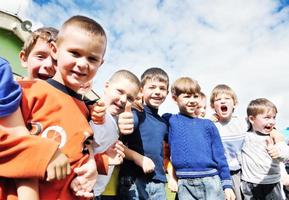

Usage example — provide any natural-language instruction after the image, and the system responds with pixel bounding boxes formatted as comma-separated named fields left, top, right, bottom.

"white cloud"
left=1, top=0, right=288, bottom=129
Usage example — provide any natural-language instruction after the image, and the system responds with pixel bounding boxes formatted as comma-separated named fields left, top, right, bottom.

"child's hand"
left=106, top=141, right=125, bottom=165
left=118, top=103, right=134, bottom=135
left=132, top=100, right=144, bottom=112
left=134, top=154, right=155, bottom=173
left=270, top=129, right=285, bottom=143
left=282, top=173, right=289, bottom=187
left=266, top=137, right=280, bottom=159
left=168, top=176, right=178, bottom=192
left=224, top=188, right=236, bottom=200
left=90, top=99, right=106, bottom=125
left=70, top=155, right=98, bottom=198
left=46, top=149, right=71, bottom=181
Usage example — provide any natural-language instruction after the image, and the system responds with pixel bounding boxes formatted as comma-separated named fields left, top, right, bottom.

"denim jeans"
left=177, top=175, right=224, bottom=200
left=118, top=176, right=166, bottom=200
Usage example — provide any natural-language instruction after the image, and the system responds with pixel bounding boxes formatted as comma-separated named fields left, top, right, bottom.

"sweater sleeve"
left=0, top=132, right=59, bottom=178
left=208, top=120, right=232, bottom=189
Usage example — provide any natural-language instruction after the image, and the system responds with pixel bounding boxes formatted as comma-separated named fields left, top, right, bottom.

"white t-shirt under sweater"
left=241, top=131, right=288, bottom=184
left=90, top=113, right=119, bottom=196
left=214, top=116, right=246, bottom=171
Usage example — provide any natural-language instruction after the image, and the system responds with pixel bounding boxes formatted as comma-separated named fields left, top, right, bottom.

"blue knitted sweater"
left=162, top=113, right=232, bottom=189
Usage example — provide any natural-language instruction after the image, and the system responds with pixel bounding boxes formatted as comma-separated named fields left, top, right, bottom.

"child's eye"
left=70, top=51, right=80, bottom=57
left=88, top=57, right=99, bottom=63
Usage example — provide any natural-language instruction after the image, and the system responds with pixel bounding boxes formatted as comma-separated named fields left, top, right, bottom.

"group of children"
left=0, top=14, right=289, bottom=200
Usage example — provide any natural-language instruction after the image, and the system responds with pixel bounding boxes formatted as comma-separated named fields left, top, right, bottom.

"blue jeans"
left=118, top=176, right=166, bottom=200
left=177, top=175, right=224, bottom=200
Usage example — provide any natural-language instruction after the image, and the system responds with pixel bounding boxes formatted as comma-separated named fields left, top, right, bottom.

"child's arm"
left=167, top=161, right=178, bottom=192
left=124, top=146, right=155, bottom=173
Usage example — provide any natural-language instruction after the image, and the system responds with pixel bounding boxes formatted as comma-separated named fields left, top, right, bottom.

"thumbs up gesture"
left=90, top=99, right=106, bottom=125
left=266, top=136, right=280, bottom=159
left=118, top=102, right=134, bottom=135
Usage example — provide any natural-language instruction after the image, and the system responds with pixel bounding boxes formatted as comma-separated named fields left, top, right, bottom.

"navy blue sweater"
left=162, top=113, right=232, bottom=189
left=120, top=105, right=168, bottom=182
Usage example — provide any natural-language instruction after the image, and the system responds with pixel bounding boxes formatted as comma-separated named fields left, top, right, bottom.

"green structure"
left=0, top=9, right=31, bottom=76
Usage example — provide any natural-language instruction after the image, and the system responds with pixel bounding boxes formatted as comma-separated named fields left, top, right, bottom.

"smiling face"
left=249, top=108, right=276, bottom=134
left=51, top=26, right=106, bottom=91
left=173, top=93, right=199, bottom=117
left=20, top=38, right=56, bottom=80
left=104, top=79, right=139, bottom=116
left=142, top=80, right=168, bottom=109
left=212, top=93, right=235, bottom=122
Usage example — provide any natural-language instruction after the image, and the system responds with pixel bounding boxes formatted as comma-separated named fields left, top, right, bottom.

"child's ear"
left=50, top=41, right=57, bottom=60
left=172, top=95, right=178, bottom=103
left=19, top=51, right=27, bottom=68
left=248, top=115, right=255, bottom=124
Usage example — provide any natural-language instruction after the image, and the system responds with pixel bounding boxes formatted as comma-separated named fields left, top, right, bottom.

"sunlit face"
left=104, top=79, right=139, bottom=116
left=213, top=93, right=235, bottom=122
left=52, top=26, right=106, bottom=91
left=249, top=109, right=276, bottom=135
left=142, top=80, right=168, bottom=109
left=173, top=93, right=199, bottom=117
left=20, top=38, right=56, bottom=80
left=195, top=96, right=206, bottom=118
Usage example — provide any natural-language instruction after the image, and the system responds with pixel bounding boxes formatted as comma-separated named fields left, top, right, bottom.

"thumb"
left=124, top=102, right=132, bottom=112
left=266, top=137, right=274, bottom=147
left=96, top=99, right=105, bottom=106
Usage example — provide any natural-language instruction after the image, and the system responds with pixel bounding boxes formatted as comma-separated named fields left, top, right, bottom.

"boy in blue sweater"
left=118, top=67, right=169, bottom=200
left=163, top=77, right=235, bottom=200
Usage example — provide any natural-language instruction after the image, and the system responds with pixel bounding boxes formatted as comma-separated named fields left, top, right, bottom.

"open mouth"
left=37, top=73, right=53, bottom=80
left=264, top=125, right=273, bottom=131
left=221, top=105, right=228, bottom=112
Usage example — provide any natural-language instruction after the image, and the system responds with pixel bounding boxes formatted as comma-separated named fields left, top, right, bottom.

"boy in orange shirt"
left=17, top=15, right=107, bottom=200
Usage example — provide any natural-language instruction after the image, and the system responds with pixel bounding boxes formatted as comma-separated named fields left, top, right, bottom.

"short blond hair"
left=210, top=84, right=238, bottom=108
left=22, top=27, right=58, bottom=58
left=57, top=15, right=106, bottom=46
left=171, top=77, right=201, bottom=97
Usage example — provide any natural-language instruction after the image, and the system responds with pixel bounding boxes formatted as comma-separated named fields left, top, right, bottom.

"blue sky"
left=1, top=0, right=289, bottom=129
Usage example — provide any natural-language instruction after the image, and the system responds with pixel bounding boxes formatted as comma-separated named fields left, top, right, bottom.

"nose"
left=119, top=94, right=127, bottom=105
left=76, top=57, right=89, bottom=70
left=43, top=57, right=56, bottom=74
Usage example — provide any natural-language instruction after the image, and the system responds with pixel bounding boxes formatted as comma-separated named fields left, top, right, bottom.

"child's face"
left=212, top=93, right=235, bottom=122
left=249, top=109, right=276, bottom=134
left=20, top=38, right=56, bottom=80
left=104, top=79, right=139, bottom=116
left=195, top=97, right=206, bottom=118
left=173, top=93, right=199, bottom=117
left=52, top=26, right=106, bottom=91
left=142, top=80, right=168, bottom=109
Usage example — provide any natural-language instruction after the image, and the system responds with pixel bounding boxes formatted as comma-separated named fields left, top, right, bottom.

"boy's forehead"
left=144, top=79, right=167, bottom=87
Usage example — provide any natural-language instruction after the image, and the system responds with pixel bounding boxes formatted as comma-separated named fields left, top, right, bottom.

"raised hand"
left=118, top=103, right=134, bottom=135
left=266, top=137, right=280, bottom=159
left=90, top=99, right=106, bottom=125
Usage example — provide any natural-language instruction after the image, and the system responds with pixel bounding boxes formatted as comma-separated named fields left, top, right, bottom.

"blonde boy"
left=17, top=15, right=107, bottom=200
left=210, top=84, right=245, bottom=200
left=164, top=77, right=235, bottom=200
left=195, top=91, right=207, bottom=118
